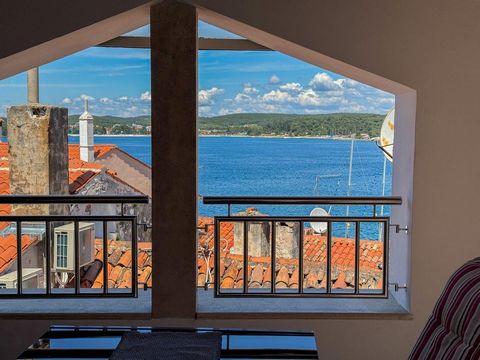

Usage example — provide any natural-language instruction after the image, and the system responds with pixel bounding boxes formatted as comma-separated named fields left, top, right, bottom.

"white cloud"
left=335, top=78, right=360, bottom=89
left=243, top=83, right=259, bottom=94
left=140, top=91, right=151, bottom=101
left=262, top=90, right=293, bottom=103
left=61, top=97, right=72, bottom=104
left=269, top=75, right=280, bottom=84
left=198, top=87, right=224, bottom=105
left=280, top=83, right=303, bottom=92
left=234, top=93, right=251, bottom=103
left=199, top=106, right=212, bottom=115
left=118, top=96, right=129, bottom=101
left=218, top=107, right=243, bottom=116
left=297, top=89, right=323, bottom=106
left=309, top=72, right=341, bottom=91
left=99, top=97, right=114, bottom=104
left=80, top=94, right=95, bottom=101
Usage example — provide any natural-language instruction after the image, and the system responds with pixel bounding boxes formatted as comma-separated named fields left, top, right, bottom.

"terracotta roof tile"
left=68, top=144, right=117, bottom=161
left=304, top=272, right=319, bottom=289
left=276, top=267, right=290, bottom=288
left=137, top=251, right=149, bottom=268
left=249, top=263, right=264, bottom=288
left=289, top=267, right=299, bottom=288
left=332, top=272, right=348, bottom=289
left=138, top=266, right=152, bottom=285
left=118, top=249, right=132, bottom=268
left=0, top=234, right=36, bottom=273
left=0, top=143, right=114, bottom=197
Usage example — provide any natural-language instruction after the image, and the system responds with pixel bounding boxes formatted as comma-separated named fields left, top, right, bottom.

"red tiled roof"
left=0, top=143, right=112, bottom=198
left=0, top=143, right=8, bottom=160
left=71, top=216, right=384, bottom=291
left=0, top=170, right=11, bottom=231
left=68, top=170, right=97, bottom=194
left=78, top=240, right=152, bottom=289
left=196, top=218, right=384, bottom=291
left=68, top=144, right=117, bottom=161
left=0, top=234, right=37, bottom=272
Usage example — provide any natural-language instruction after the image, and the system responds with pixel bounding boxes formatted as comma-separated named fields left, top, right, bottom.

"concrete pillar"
left=7, top=105, right=69, bottom=215
left=151, top=0, right=197, bottom=318
left=27, top=68, right=39, bottom=104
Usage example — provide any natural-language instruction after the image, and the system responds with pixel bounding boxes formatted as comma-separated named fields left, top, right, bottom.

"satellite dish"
left=378, top=108, right=394, bottom=162
left=309, top=207, right=329, bottom=234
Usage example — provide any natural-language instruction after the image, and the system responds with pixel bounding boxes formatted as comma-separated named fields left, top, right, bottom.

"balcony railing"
left=202, top=196, right=402, bottom=298
left=0, top=195, right=149, bottom=298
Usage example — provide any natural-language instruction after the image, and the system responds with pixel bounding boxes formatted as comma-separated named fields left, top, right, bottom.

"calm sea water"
left=69, top=135, right=392, bottom=239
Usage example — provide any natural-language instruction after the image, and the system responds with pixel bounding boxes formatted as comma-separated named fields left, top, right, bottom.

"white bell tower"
left=79, top=98, right=94, bottom=162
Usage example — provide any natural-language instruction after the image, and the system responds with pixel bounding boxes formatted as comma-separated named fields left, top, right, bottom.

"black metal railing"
left=0, top=195, right=149, bottom=298
left=203, top=196, right=402, bottom=299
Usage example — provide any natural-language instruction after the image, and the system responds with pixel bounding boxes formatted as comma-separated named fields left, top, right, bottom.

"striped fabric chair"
left=409, top=257, right=480, bottom=359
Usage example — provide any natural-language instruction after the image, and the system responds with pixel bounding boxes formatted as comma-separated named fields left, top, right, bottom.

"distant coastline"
left=198, top=134, right=375, bottom=141
left=63, top=112, right=383, bottom=138
left=68, top=133, right=375, bottom=141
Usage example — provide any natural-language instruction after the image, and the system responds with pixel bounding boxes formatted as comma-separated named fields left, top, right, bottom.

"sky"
left=0, top=22, right=394, bottom=118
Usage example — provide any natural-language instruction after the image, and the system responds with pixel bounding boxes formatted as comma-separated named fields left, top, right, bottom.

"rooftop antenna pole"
left=27, top=67, right=39, bottom=104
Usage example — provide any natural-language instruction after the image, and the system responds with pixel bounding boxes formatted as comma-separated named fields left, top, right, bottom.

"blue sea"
left=69, top=135, right=392, bottom=239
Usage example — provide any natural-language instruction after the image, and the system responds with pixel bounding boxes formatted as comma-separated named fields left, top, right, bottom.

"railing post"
left=299, top=221, right=304, bottom=294
left=271, top=221, right=276, bottom=294
left=131, top=218, right=138, bottom=296
left=215, top=219, right=220, bottom=296
left=74, top=221, right=80, bottom=294
left=354, top=222, right=360, bottom=294
left=16, top=221, right=22, bottom=295
left=326, top=222, right=332, bottom=294
left=243, top=221, right=248, bottom=294
left=383, top=219, right=389, bottom=296
left=103, top=221, right=108, bottom=294
left=45, top=221, right=51, bottom=295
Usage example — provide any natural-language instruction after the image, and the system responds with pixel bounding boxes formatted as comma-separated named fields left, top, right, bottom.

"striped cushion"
left=409, top=257, right=480, bottom=359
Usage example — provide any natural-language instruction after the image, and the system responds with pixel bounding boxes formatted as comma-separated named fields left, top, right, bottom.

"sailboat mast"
left=380, top=156, right=387, bottom=215
left=345, top=136, right=354, bottom=237
left=378, top=155, right=387, bottom=240
left=345, top=136, right=354, bottom=216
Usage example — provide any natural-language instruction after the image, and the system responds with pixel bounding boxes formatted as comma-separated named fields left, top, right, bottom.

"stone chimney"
left=231, top=208, right=270, bottom=257
left=79, top=98, right=94, bottom=162
left=275, top=222, right=299, bottom=259
left=7, top=104, right=69, bottom=214
left=230, top=208, right=300, bottom=259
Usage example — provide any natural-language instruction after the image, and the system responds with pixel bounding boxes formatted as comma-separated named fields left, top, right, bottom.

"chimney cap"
left=79, top=98, right=93, bottom=120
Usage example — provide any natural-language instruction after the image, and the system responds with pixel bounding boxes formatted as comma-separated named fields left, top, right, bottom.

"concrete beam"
left=98, top=36, right=271, bottom=51
left=151, top=0, right=197, bottom=318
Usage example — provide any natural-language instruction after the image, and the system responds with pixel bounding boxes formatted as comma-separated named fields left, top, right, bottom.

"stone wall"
left=72, top=172, right=151, bottom=243
left=7, top=105, right=68, bottom=215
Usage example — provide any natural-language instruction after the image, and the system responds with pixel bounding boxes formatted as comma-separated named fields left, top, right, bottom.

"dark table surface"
left=18, top=325, right=319, bottom=359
